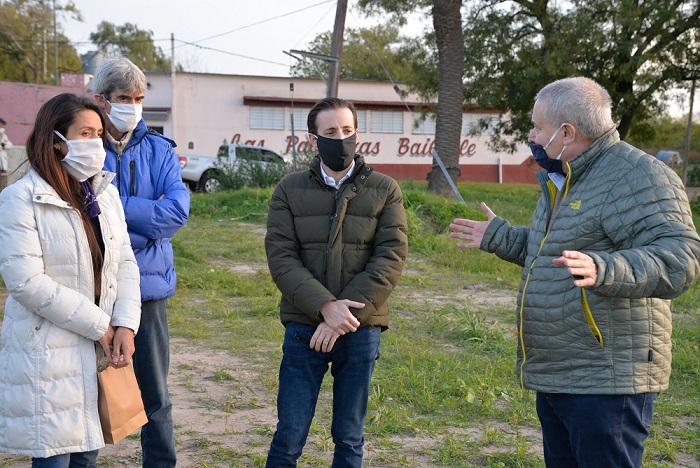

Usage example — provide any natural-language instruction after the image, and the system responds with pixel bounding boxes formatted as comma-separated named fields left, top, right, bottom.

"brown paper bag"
left=96, top=350, right=148, bottom=444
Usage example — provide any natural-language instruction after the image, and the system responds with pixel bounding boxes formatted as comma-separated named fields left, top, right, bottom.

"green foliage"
left=90, top=21, right=170, bottom=72
left=188, top=187, right=274, bottom=220
left=163, top=182, right=700, bottom=465
left=0, top=0, right=83, bottom=84
left=360, top=0, right=700, bottom=151
left=1, top=180, right=700, bottom=465
left=627, top=114, right=700, bottom=160
left=209, top=158, right=290, bottom=192
left=293, top=24, right=414, bottom=82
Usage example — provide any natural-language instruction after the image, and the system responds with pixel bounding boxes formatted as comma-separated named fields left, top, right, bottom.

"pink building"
left=0, top=75, right=93, bottom=146
left=0, top=72, right=538, bottom=183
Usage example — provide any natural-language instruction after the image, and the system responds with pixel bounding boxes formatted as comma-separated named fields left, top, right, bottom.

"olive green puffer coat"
left=482, top=129, right=700, bottom=394
left=265, top=155, right=408, bottom=329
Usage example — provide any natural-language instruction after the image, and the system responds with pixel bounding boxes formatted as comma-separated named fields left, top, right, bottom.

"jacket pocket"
left=581, top=289, right=604, bottom=347
left=22, top=317, right=50, bottom=353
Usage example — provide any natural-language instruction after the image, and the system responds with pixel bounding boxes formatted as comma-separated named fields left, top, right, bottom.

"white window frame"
left=249, top=106, right=285, bottom=130
left=412, top=112, right=436, bottom=134
left=356, top=110, right=367, bottom=133
left=290, top=108, right=310, bottom=132
left=462, top=113, right=497, bottom=136
left=371, top=110, right=404, bottom=134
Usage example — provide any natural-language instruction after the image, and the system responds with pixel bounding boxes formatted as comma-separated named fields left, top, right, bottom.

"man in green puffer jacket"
left=450, top=77, right=700, bottom=468
left=264, top=97, right=408, bottom=467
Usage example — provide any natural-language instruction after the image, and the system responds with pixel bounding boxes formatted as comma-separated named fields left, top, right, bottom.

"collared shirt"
left=320, top=160, right=356, bottom=189
left=106, top=130, right=134, bottom=156
left=549, top=172, right=567, bottom=191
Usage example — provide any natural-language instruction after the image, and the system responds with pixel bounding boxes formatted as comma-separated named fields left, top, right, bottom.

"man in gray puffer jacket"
left=450, top=77, right=700, bottom=468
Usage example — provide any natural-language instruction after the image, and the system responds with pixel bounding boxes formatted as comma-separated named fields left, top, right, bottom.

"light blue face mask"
left=529, top=123, right=568, bottom=175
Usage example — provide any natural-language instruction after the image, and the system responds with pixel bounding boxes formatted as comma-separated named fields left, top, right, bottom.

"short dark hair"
left=0, top=118, right=6, bottom=126
left=307, top=97, right=358, bottom=135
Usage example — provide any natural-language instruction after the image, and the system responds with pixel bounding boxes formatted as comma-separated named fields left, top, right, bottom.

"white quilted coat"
left=0, top=169, right=141, bottom=457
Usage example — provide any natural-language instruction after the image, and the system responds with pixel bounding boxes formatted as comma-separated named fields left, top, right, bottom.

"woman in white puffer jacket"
left=0, top=93, right=141, bottom=466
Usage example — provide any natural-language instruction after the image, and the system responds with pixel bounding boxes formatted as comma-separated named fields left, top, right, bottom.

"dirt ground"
left=0, top=289, right=523, bottom=467
left=0, top=336, right=282, bottom=467
left=1, top=286, right=698, bottom=467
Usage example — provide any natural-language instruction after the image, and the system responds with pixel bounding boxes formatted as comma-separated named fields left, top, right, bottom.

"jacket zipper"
left=130, top=161, right=136, bottom=196
left=518, top=166, right=572, bottom=387
left=116, top=154, right=122, bottom=196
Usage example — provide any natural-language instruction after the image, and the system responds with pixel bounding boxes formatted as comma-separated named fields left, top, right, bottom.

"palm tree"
left=427, top=0, right=464, bottom=196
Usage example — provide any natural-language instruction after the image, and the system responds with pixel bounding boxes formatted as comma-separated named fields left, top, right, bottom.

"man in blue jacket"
left=94, top=56, right=190, bottom=467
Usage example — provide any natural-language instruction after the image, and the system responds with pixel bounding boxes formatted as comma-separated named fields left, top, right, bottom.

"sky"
left=62, top=0, right=428, bottom=78
left=60, top=0, right=695, bottom=118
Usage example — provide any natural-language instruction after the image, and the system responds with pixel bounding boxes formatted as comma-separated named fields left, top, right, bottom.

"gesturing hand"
left=319, top=299, right=363, bottom=334
left=449, top=202, right=497, bottom=249
left=552, top=250, right=597, bottom=287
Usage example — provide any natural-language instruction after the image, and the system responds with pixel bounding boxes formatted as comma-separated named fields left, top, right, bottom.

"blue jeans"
left=132, top=299, right=176, bottom=467
left=32, top=450, right=99, bottom=468
left=536, top=392, right=658, bottom=468
left=266, top=323, right=381, bottom=468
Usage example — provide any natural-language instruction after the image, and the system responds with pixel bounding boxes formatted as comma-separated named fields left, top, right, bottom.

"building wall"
left=0, top=80, right=92, bottom=146
left=162, top=72, right=536, bottom=183
left=0, top=73, right=539, bottom=184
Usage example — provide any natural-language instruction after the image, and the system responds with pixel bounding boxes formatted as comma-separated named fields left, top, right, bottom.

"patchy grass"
left=0, top=181, right=698, bottom=467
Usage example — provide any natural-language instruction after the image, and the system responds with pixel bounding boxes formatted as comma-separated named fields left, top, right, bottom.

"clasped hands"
left=309, top=299, right=364, bottom=353
left=96, top=325, right=135, bottom=369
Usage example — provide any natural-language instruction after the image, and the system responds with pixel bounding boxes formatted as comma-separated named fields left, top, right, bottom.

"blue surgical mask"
left=529, top=123, right=567, bottom=175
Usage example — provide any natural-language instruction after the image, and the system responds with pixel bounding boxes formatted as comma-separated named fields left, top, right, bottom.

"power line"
left=175, top=39, right=288, bottom=68
left=186, top=0, right=335, bottom=46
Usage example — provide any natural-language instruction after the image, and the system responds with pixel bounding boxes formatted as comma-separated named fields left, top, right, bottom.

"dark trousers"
left=132, top=298, right=176, bottom=467
left=536, top=391, right=657, bottom=467
left=31, top=450, right=99, bottom=468
left=266, top=323, right=381, bottom=468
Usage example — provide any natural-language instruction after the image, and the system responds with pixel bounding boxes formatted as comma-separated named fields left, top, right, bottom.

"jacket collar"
left=535, top=127, right=619, bottom=188
left=566, top=127, right=619, bottom=184
left=310, top=154, right=372, bottom=189
left=29, top=169, right=116, bottom=207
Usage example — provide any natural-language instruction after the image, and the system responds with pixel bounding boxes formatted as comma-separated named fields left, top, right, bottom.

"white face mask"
left=54, top=130, right=106, bottom=182
left=106, top=102, right=143, bottom=133
left=0, top=128, right=5, bottom=134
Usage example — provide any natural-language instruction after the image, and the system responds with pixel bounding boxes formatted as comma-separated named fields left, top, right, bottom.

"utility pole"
left=327, top=0, right=347, bottom=97
left=682, top=79, right=696, bottom=186
left=170, top=33, right=177, bottom=141
left=53, top=0, right=58, bottom=85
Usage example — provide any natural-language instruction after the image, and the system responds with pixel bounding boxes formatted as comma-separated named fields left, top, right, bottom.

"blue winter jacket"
left=103, top=120, right=190, bottom=301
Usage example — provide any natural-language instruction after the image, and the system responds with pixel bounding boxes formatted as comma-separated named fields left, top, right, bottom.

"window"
left=261, top=149, right=284, bottom=164
left=249, top=106, right=285, bottom=130
left=462, top=113, right=497, bottom=135
left=236, top=147, right=262, bottom=161
left=356, top=110, right=367, bottom=133
left=290, top=108, right=310, bottom=132
left=371, top=111, right=403, bottom=134
left=412, top=112, right=436, bottom=134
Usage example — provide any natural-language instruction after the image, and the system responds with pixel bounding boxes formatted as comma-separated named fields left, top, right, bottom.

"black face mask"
left=315, top=132, right=356, bottom=171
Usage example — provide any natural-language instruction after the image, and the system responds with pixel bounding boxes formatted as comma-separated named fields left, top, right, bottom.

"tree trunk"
left=427, top=0, right=464, bottom=197
left=617, top=113, right=632, bottom=140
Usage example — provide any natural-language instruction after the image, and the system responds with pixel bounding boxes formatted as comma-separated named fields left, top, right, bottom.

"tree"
left=0, top=0, right=82, bottom=84
left=90, top=21, right=171, bottom=72
left=360, top=0, right=464, bottom=197
left=460, top=0, right=700, bottom=149
left=293, top=24, right=414, bottom=82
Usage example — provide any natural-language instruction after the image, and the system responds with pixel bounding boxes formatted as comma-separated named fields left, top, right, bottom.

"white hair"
left=92, top=57, right=147, bottom=98
left=535, top=77, right=615, bottom=140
